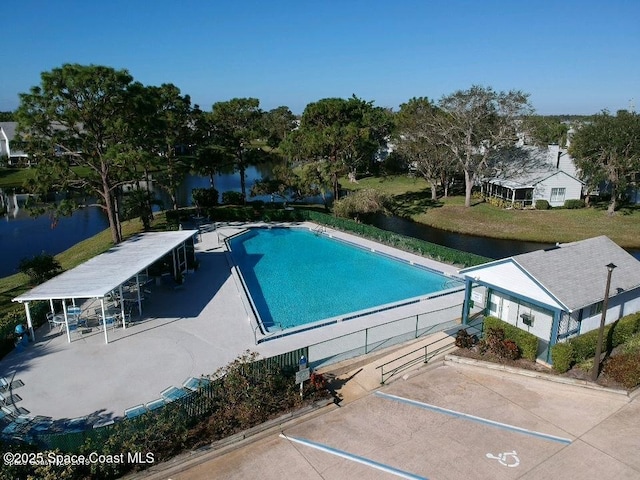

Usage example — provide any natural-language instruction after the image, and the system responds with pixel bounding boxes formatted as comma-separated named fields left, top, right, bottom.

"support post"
left=591, top=263, right=616, bottom=381
left=24, top=302, right=35, bottom=340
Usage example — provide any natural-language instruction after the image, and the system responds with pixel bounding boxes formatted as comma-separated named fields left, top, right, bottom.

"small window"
left=550, top=187, right=566, bottom=203
left=590, top=301, right=603, bottom=317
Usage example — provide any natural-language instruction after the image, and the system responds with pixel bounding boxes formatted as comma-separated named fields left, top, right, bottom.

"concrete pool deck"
left=0, top=221, right=468, bottom=425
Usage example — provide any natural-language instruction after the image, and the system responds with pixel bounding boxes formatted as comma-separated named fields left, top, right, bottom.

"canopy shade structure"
left=13, top=230, right=198, bottom=343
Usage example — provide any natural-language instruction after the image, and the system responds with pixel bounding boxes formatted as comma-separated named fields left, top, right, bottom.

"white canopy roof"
left=13, top=230, right=198, bottom=303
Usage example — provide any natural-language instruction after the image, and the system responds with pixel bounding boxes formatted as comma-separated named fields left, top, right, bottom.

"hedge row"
left=483, top=316, right=539, bottom=361
left=551, top=312, right=640, bottom=373
left=167, top=206, right=491, bottom=268
left=304, top=211, right=492, bottom=268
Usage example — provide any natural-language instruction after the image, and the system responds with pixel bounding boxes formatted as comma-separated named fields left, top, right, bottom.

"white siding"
left=471, top=261, right=563, bottom=309
left=580, top=288, right=640, bottom=333
left=490, top=291, right=554, bottom=341
left=532, top=171, right=582, bottom=207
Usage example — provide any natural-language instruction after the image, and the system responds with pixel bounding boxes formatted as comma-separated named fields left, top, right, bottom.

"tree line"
left=13, top=64, right=640, bottom=244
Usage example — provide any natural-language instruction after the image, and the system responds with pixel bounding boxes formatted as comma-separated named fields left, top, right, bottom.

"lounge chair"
left=145, top=398, right=166, bottom=411
left=182, top=376, right=211, bottom=391
left=160, top=386, right=189, bottom=402
left=92, top=418, right=115, bottom=429
left=124, top=405, right=148, bottom=419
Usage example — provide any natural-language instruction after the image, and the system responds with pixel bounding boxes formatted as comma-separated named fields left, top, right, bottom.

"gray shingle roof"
left=513, top=236, right=640, bottom=311
left=0, top=122, right=18, bottom=140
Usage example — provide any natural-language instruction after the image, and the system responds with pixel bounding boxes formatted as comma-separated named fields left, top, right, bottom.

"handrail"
left=376, top=335, right=458, bottom=385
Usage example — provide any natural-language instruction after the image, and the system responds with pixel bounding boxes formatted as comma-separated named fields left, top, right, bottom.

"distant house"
left=482, top=145, right=584, bottom=208
left=0, top=122, right=29, bottom=166
left=458, top=236, right=640, bottom=364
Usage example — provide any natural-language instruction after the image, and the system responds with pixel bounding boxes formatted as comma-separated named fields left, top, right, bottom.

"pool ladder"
left=313, top=225, right=326, bottom=236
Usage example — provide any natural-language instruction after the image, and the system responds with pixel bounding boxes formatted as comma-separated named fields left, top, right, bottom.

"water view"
left=2, top=168, right=639, bottom=278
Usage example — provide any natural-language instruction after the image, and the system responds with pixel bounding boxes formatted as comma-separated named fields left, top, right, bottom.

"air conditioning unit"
left=520, top=313, right=534, bottom=327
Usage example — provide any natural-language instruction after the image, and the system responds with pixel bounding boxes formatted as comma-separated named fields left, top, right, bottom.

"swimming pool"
left=228, top=227, right=462, bottom=334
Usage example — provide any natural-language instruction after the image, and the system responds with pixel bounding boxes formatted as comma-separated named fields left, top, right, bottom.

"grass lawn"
left=0, top=166, right=94, bottom=190
left=341, top=174, right=640, bottom=249
left=0, top=167, right=36, bottom=189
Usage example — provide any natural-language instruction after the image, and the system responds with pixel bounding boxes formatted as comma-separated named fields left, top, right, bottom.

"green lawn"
left=341, top=174, right=640, bottom=249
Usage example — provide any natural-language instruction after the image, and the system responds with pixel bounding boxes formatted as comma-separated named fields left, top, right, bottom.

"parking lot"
left=139, top=360, right=640, bottom=479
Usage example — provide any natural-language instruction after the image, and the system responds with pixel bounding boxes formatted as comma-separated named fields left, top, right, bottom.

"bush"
left=564, top=199, right=585, bottom=209
left=332, top=189, right=392, bottom=219
left=221, top=191, right=245, bottom=205
left=535, top=199, right=550, bottom=210
left=568, top=313, right=640, bottom=363
left=18, top=253, right=62, bottom=285
left=623, top=332, right=640, bottom=355
left=551, top=342, right=575, bottom=373
left=455, top=329, right=478, bottom=348
left=483, top=316, right=538, bottom=361
left=192, top=187, right=219, bottom=209
left=567, top=329, right=598, bottom=363
left=603, top=352, right=640, bottom=389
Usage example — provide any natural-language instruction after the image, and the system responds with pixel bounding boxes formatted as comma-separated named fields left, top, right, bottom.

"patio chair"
left=160, top=386, right=189, bottom=403
left=67, top=306, right=87, bottom=327
left=145, top=398, right=166, bottom=411
left=46, top=312, right=57, bottom=331
left=124, top=404, right=148, bottom=419
left=97, top=315, right=118, bottom=331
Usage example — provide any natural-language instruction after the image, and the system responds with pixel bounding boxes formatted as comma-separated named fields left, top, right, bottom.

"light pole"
left=591, top=262, right=617, bottom=381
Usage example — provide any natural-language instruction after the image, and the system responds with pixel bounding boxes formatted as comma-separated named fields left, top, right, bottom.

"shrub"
left=221, top=191, right=245, bottom=205
left=455, top=329, right=478, bottom=349
left=535, top=199, right=550, bottom=210
left=499, top=339, right=521, bottom=360
left=623, top=332, right=640, bottom=354
left=478, top=327, right=521, bottom=361
left=18, top=253, right=62, bottom=285
left=483, top=316, right=538, bottom=361
left=332, top=189, right=392, bottom=219
left=568, top=313, right=640, bottom=363
left=564, top=199, right=585, bottom=209
left=192, top=187, right=219, bottom=209
left=610, top=313, right=640, bottom=346
left=567, top=329, right=598, bottom=363
left=603, top=352, right=640, bottom=389
left=551, top=342, right=575, bottom=373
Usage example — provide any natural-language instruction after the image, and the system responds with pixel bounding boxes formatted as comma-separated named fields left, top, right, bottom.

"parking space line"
left=375, top=392, right=572, bottom=445
left=279, top=433, right=428, bottom=480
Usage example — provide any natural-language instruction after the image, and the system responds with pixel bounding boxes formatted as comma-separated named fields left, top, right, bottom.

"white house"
left=482, top=145, right=584, bottom=208
left=458, top=236, right=640, bottom=364
left=0, top=122, right=29, bottom=166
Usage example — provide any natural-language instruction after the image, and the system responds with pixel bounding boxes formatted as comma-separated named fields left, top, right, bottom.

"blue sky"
left=3, top=0, right=639, bottom=115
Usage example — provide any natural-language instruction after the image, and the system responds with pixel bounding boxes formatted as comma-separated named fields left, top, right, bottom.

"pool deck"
left=0, top=221, right=467, bottom=426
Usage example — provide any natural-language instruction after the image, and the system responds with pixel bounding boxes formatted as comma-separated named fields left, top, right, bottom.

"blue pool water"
left=228, top=228, right=461, bottom=333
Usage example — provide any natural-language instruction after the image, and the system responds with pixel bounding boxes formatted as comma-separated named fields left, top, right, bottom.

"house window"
left=550, top=187, right=566, bottom=203
left=590, top=301, right=603, bottom=317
